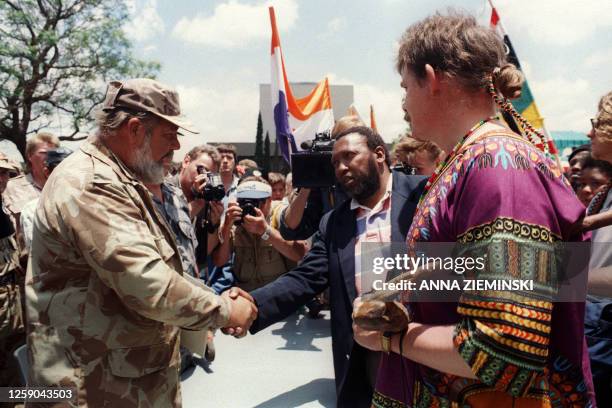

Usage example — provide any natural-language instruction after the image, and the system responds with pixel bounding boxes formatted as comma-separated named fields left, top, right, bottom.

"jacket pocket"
left=107, top=342, right=177, bottom=378
left=154, top=236, right=176, bottom=262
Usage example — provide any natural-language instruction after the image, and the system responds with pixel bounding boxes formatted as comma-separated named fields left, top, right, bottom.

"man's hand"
left=209, top=201, right=224, bottom=226
left=189, top=174, right=210, bottom=217
left=220, top=202, right=242, bottom=237
left=193, top=173, right=209, bottom=196
left=226, top=286, right=255, bottom=303
left=221, top=287, right=257, bottom=337
left=243, top=207, right=267, bottom=236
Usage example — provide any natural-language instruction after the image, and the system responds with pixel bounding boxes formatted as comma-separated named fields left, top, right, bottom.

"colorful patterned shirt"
left=373, top=129, right=596, bottom=408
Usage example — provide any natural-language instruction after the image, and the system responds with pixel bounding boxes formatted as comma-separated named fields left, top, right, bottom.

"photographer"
left=147, top=144, right=228, bottom=365
left=150, top=144, right=224, bottom=277
left=279, top=116, right=363, bottom=241
left=213, top=176, right=308, bottom=291
left=392, top=135, right=443, bottom=176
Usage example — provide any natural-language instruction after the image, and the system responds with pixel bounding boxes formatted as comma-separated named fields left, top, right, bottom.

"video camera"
left=196, top=165, right=225, bottom=201
left=291, top=131, right=337, bottom=188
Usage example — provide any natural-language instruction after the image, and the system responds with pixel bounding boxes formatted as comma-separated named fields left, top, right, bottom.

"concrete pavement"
left=181, top=310, right=336, bottom=408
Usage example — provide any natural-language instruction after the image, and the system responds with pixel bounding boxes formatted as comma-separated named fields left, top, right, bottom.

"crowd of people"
left=0, top=9, right=611, bottom=408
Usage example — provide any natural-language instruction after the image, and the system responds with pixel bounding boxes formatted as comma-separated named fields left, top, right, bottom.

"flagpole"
left=487, top=0, right=508, bottom=34
left=488, top=0, right=563, bottom=169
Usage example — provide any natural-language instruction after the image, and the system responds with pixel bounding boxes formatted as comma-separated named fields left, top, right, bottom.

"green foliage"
left=263, top=131, right=271, bottom=175
left=0, top=0, right=160, bottom=155
left=254, top=112, right=264, bottom=165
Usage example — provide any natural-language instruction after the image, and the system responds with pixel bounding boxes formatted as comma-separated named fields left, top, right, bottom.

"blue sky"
left=96, top=0, right=612, bottom=157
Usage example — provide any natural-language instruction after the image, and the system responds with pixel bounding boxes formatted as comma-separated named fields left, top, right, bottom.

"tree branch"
left=59, top=134, right=87, bottom=142
left=39, top=98, right=76, bottom=114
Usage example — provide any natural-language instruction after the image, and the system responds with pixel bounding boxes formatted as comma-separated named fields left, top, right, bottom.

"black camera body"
left=391, top=162, right=417, bottom=175
left=291, top=131, right=336, bottom=188
left=196, top=165, right=225, bottom=201
left=300, top=130, right=335, bottom=152
left=235, top=197, right=263, bottom=225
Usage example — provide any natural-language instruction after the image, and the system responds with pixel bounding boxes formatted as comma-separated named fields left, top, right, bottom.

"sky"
left=4, top=0, right=611, bottom=161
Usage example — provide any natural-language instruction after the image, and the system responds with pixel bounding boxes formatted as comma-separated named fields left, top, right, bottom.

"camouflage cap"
left=102, top=78, right=198, bottom=134
left=0, top=152, right=19, bottom=173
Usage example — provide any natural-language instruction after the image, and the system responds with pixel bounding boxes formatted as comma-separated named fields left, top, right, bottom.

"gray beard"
left=131, top=131, right=167, bottom=184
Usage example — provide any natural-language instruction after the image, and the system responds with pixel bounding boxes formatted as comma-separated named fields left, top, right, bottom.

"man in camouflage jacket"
left=25, top=79, right=257, bottom=407
left=0, top=153, right=24, bottom=394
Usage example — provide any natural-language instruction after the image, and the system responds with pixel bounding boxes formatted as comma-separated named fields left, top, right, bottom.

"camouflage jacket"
left=3, top=174, right=41, bottom=217
left=2, top=174, right=41, bottom=260
left=25, top=136, right=231, bottom=407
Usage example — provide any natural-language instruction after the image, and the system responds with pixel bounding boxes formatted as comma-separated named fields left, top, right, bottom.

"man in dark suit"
left=245, top=126, right=426, bottom=407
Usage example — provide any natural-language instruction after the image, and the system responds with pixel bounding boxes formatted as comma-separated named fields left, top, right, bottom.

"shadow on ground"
left=271, top=312, right=331, bottom=351
left=252, top=378, right=336, bottom=408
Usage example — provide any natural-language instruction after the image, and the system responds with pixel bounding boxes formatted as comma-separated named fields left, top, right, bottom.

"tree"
left=263, top=131, right=271, bottom=175
left=272, top=139, right=279, bottom=172
left=254, top=112, right=264, bottom=166
left=0, top=0, right=160, bottom=157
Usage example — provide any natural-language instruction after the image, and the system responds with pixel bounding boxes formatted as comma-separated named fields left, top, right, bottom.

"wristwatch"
left=381, top=331, right=393, bottom=354
left=260, top=225, right=272, bottom=241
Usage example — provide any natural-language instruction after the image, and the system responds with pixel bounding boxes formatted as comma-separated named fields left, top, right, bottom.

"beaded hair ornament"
left=486, top=68, right=550, bottom=155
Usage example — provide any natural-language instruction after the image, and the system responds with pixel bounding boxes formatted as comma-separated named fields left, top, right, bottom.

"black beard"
left=342, top=157, right=381, bottom=202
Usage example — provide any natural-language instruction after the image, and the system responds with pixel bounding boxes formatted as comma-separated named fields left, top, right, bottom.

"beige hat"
left=0, top=153, right=19, bottom=173
left=102, top=78, right=198, bottom=134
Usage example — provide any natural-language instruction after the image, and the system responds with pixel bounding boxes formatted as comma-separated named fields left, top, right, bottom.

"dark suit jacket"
left=250, top=171, right=426, bottom=407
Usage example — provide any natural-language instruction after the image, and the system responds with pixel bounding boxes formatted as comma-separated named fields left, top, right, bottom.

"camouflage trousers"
left=0, top=282, right=25, bottom=388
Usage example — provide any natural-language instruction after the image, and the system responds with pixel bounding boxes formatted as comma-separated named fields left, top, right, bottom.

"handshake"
left=220, top=287, right=258, bottom=337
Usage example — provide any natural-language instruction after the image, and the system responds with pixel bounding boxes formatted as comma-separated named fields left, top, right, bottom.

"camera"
left=196, top=165, right=225, bottom=201
left=391, top=162, right=417, bottom=175
left=235, top=197, right=263, bottom=225
left=291, top=131, right=337, bottom=188
left=299, top=130, right=335, bottom=152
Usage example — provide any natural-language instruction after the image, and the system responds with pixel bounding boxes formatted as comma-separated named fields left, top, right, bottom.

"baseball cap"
left=101, top=78, right=198, bottom=134
left=236, top=180, right=272, bottom=200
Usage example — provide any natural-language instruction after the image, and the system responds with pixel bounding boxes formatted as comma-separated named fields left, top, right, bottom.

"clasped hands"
left=220, top=287, right=258, bottom=338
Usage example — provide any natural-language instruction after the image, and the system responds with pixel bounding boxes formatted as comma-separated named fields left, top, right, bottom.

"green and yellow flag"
left=490, top=3, right=558, bottom=154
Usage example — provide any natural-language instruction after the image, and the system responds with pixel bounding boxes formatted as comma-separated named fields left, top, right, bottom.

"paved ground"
left=181, top=310, right=336, bottom=408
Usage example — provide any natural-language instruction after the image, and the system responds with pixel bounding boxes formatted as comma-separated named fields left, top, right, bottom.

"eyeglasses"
left=591, top=118, right=599, bottom=131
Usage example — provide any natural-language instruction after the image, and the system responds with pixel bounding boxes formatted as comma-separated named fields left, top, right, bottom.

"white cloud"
left=520, top=59, right=533, bottom=80
left=317, top=17, right=347, bottom=40
left=531, top=77, right=594, bottom=131
left=327, top=17, right=347, bottom=34
left=173, top=84, right=259, bottom=158
left=172, top=0, right=299, bottom=48
left=141, top=44, right=158, bottom=54
left=326, top=73, right=405, bottom=142
left=495, top=0, right=612, bottom=46
left=124, top=0, right=165, bottom=42
left=584, top=49, right=612, bottom=69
